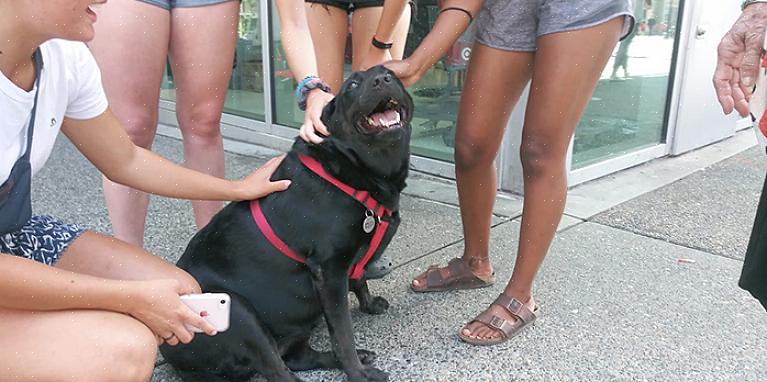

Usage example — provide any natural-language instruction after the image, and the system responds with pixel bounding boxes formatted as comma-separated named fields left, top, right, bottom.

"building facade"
left=158, top=0, right=746, bottom=194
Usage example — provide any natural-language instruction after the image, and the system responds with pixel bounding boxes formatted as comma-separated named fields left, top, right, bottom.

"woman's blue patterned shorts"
left=0, top=215, right=85, bottom=266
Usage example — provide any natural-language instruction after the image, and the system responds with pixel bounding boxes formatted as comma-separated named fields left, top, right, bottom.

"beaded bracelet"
left=296, top=75, right=331, bottom=111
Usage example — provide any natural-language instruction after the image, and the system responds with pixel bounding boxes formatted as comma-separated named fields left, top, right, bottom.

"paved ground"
left=592, top=146, right=767, bottom=260
left=33, top=135, right=767, bottom=381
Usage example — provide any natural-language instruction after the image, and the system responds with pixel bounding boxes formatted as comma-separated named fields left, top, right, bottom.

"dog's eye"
left=348, top=81, right=359, bottom=90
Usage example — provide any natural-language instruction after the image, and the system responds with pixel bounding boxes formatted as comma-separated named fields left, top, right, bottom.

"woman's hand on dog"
left=384, top=58, right=422, bottom=88
left=300, top=89, right=335, bottom=144
left=125, top=279, right=218, bottom=346
left=233, top=155, right=292, bottom=201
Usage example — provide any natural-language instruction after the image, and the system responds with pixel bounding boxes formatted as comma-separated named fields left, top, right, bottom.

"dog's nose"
left=372, top=72, right=393, bottom=89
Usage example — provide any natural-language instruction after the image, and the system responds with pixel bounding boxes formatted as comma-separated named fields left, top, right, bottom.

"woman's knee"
left=176, top=102, right=224, bottom=141
left=118, top=108, right=159, bottom=148
left=99, top=313, right=158, bottom=382
left=454, top=133, right=499, bottom=171
left=176, top=269, right=202, bottom=294
left=519, top=136, right=567, bottom=179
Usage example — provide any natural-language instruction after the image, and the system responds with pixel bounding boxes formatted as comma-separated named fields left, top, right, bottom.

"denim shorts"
left=137, top=0, right=237, bottom=10
left=0, top=215, right=84, bottom=266
left=476, top=0, right=635, bottom=52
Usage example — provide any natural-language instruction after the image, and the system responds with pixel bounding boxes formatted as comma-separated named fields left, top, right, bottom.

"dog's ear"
left=320, top=97, right=337, bottom=127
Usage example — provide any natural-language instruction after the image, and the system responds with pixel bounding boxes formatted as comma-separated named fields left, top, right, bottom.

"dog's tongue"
left=370, top=110, right=400, bottom=127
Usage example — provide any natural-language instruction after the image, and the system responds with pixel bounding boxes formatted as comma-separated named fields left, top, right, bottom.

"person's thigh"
left=454, top=43, right=534, bottom=161
left=89, top=0, right=170, bottom=147
left=521, top=17, right=624, bottom=158
left=55, top=231, right=200, bottom=292
left=168, top=1, right=239, bottom=130
left=350, top=3, right=411, bottom=66
left=0, top=307, right=157, bottom=382
left=305, top=2, right=350, bottom=93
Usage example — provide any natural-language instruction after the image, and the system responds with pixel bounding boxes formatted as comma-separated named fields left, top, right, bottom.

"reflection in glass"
left=403, top=0, right=474, bottom=162
left=270, top=0, right=303, bottom=128
left=573, top=0, right=680, bottom=168
left=271, top=0, right=470, bottom=163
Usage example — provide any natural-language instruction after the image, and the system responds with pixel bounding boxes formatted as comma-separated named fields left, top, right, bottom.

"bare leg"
left=305, top=3, right=349, bottom=93
left=54, top=231, right=199, bottom=291
left=89, top=1, right=170, bottom=247
left=168, top=1, right=240, bottom=229
left=0, top=308, right=158, bottom=382
left=411, top=43, right=533, bottom=290
left=462, top=17, right=624, bottom=341
left=350, top=4, right=412, bottom=69
left=0, top=231, right=200, bottom=382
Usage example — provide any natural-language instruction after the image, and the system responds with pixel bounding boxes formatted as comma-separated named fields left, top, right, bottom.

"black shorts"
left=741, top=174, right=767, bottom=312
left=305, top=0, right=414, bottom=14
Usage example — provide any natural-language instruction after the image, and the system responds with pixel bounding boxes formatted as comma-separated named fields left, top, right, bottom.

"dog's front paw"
left=360, top=296, right=389, bottom=315
left=357, top=349, right=377, bottom=365
left=349, top=366, right=389, bottom=382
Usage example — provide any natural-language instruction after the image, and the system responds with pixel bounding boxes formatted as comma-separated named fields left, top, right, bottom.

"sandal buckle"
left=508, top=299, right=523, bottom=314
left=489, top=316, right=505, bottom=329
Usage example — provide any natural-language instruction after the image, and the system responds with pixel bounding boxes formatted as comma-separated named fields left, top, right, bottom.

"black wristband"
left=439, top=7, right=474, bottom=24
left=371, top=36, right=394, bottom=50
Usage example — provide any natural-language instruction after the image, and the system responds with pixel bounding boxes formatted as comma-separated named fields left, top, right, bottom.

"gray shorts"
left=476, top=0, right=635, bottom=52
left=137, top=0, right=237, bottom=10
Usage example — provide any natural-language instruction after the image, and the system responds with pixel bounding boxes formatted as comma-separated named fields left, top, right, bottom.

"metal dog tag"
left=362, top=209, right=376, bottom=233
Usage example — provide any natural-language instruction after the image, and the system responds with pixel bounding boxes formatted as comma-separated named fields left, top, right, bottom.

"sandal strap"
left=472, top=310, right=522, bottom=339
left=425, top=258, right=466, bottom=286
left=493, top=294, right=537, bottom=324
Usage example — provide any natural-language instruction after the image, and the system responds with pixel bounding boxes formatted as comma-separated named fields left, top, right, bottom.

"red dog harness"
left=250, top=155, right=393, bottom=280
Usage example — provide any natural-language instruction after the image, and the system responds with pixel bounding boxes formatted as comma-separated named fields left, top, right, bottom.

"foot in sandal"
left=458, top=293, right=538, bottom=346
left=411, top=257, right=495, bottom=293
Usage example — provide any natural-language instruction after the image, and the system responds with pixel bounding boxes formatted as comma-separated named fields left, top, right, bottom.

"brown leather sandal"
left=458, top=294, right=539, bottom=346
left=410, top=258, right=495, bottom=293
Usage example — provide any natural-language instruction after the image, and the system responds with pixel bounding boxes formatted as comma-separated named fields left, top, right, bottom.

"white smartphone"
left=180, top=293, right=231, bottom=333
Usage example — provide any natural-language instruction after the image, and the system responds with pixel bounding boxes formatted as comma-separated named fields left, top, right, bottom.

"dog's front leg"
left=307, top=261, right=388, bottom=382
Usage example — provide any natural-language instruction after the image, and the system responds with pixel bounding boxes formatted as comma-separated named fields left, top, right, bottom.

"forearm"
left=373, top=0, right=410, bottom=43
left=275, top=0, right=321, bottom=82
left=107, top=146, right=243, bottom=201
left=0, top=254, right=134, bottom=312
left=408, top=0, right=483, bottom=73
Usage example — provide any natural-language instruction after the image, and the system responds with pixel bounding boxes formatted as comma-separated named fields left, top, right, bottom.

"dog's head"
left=320, top=65, right=414, bottom=179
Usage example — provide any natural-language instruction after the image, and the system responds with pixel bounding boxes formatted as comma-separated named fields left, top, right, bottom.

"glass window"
left=270, top=1, right=304, bottom=128
left=572, top=0, right=680, bottom=168
left=270, top=0, right=471, bottom=163
left=161, top=0, right=266, bottom=121
left=405, top=0, right=474, bottom=163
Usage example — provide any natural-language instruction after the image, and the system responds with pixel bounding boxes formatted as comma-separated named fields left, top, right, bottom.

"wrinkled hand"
left=233, top=155, right=291, bottom=200
left=384, top=58, right=422, bottom=88
left=299, top=89, right=335, bottom=144
left=714, top=3, right=767, bottom=116
left=359, top=47, right=393, bottom=71
left=127, top=279, right=218, bottom=346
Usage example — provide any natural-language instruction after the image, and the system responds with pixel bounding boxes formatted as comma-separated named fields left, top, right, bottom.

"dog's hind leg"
left=226, top=292, right=304, bottom=382
left=351, top=280, right=389, bottom=315
left=283, top=339, right=378, bottom=371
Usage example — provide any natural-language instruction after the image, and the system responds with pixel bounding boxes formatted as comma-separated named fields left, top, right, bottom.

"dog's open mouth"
left=357, top=98, right=406, bottom=133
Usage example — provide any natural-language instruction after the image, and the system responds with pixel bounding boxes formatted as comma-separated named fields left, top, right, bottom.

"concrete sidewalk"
left=34, top=133, right=767, bottom=381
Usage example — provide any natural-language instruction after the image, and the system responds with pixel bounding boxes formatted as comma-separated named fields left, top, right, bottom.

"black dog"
left=161, top=66, right=413, bottom=382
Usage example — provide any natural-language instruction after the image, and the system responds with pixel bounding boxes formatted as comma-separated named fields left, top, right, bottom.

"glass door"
left=572, top=0, right=682, bottom=168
